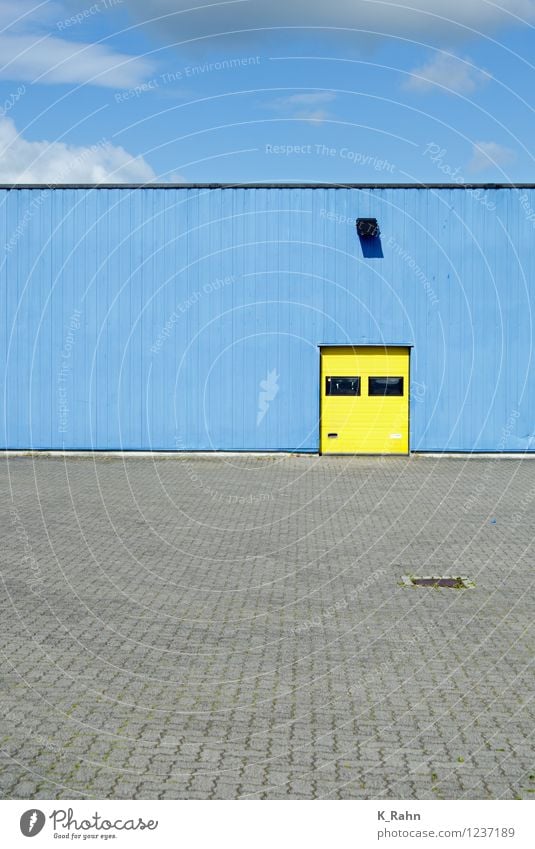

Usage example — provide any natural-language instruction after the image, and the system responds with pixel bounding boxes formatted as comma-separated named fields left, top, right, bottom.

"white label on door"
left=390, top=433, right=402, bottom=439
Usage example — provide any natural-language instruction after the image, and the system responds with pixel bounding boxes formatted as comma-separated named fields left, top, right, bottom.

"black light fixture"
left=356, top=218, right=380, bottom=238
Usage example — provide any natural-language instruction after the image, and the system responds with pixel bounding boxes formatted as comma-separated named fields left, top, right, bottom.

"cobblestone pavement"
left=0, top=454, right=533, bottom=800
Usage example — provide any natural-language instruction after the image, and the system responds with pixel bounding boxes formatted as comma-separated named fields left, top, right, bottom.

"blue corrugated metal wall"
left=1, top=185, right=534, bottom=451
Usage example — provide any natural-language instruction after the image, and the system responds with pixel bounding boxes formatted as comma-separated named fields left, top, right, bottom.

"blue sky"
left=1, top=0, right=534, bottom=183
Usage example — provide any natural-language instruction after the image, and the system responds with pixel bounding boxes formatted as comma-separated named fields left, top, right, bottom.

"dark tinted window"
left=326, top=376, right=361, bottom=396
left=368, top=377, right=404, bottom=397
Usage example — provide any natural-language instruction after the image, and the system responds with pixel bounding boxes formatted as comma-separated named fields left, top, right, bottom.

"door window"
left=326, top=376, right=361, bottom=396
left=368, top=377, right=404, bottom=397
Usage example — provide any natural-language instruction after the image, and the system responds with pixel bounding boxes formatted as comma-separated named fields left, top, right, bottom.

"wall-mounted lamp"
left=356, top=218, right=380, bottom=238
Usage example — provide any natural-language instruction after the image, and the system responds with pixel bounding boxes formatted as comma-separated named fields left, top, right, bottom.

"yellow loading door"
left=321, top=346, right=410, bottom=454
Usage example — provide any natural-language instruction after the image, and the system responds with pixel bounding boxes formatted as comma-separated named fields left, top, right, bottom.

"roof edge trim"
left=0, top=183, right=534, bottom=190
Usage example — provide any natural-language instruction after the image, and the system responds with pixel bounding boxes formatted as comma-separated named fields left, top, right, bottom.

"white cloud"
left=404, top=52, right=489, bottom=94
left=266, top=92, right=336, bottom=124
left=468, top=140, right=516, bottom=173
left=276, top=93, right=335, bottom=106
left=295, top=110, right=331, bottom=125
left=0, top=117, right=157, bottom=182
left=0, top=0, right=58, bottom=27
left=124, top=0, right=535, bottom=47
left=0, top=34, right=154, bottom=88
left=0, top=1, right=153, bottom=88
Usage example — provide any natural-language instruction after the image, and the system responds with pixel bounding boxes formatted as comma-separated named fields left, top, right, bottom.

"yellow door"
left=320, top=346, right=410, bottom=454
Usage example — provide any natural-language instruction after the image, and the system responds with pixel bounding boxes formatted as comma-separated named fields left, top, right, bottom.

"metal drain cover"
left=401, top=575, right=474, bottom=589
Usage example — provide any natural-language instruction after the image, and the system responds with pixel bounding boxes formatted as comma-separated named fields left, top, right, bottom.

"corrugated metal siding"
left=1, top=186, right=534, bottom=451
